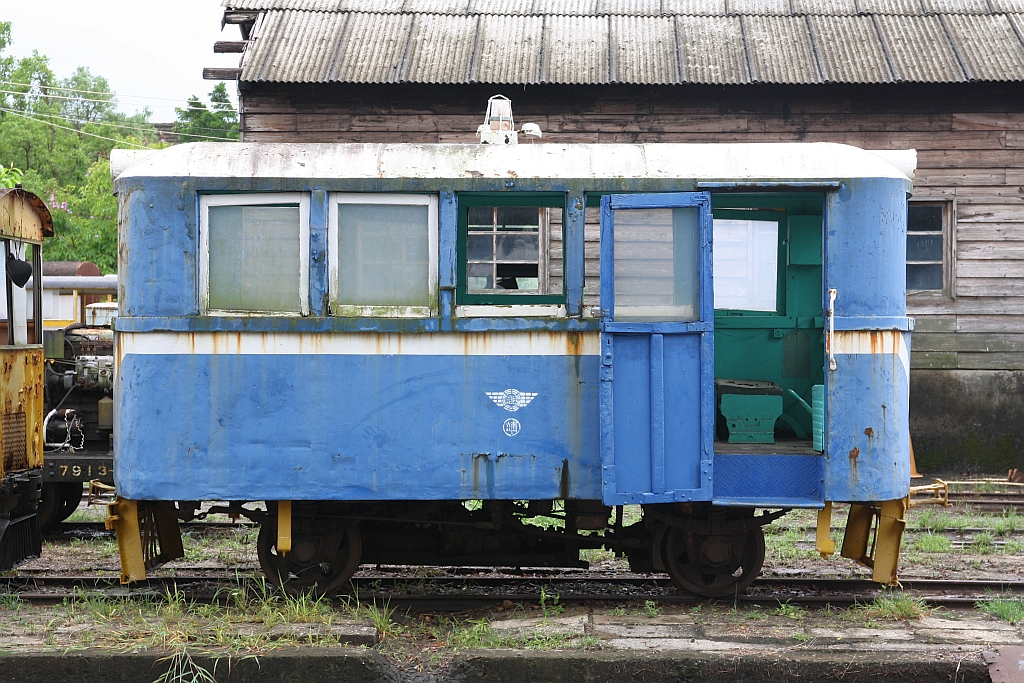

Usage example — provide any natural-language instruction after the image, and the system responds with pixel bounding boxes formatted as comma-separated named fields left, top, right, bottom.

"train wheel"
left=256, top=522, right=362, bottom=596
left=662, top=525, right=765, bottom=598
left=37, top=483, right=85, bottom=532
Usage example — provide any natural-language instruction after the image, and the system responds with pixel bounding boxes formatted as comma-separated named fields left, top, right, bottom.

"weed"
left=792, top=632, right=812, bottom=643
left=0, top=594, right=24, bottom=612
left=911, top=508, right=948, bottom=532
left=1003, top=539, right=1024, bottom=555
left=539, top=587, right=563, bottom=620
left=153, top=648, right=217, bottom=683
left=859, top=591, right=928, bottom=621
left=772, top=600, right=804, bottom=619
left=637, top=600, right=661, bottom=617
left=608, top=606, right=626, bottom=616
left=914, top=533, right=952, bottom=553
left=444, top=618, right=599, bottom=652
left=972, top=532, right=995, bottom=554
left=976, top=597, right=1024, bottom=625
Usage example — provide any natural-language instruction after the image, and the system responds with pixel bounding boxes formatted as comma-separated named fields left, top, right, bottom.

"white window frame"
left=906, top=198, right=956, bottom=299
left=199, top=193, right=310, bottom=316
left=328, top=193, right=438, bottom=318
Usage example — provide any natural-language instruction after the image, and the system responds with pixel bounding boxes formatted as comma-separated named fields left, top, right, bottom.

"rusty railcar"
left=1, top=188, right=52, bottom=569
left=108, top=142, right=915, bottom=596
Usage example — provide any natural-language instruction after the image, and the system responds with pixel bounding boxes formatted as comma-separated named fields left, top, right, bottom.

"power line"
left=0, top=88, right=239, bottom=114
left=0, top=79, right=239, bottom=110
left=0, top=108, right=150, bottom=149
left=7, top=108, right=240, bottom=141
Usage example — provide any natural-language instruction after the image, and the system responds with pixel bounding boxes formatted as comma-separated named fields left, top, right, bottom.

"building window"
left=907, top=201, right=952, bottom=294
left=457, top=195, right=564, bottom=305
left=329, top=194, right=437, bottom=317
left=200, top=193, right=309, bottom=315
left=713, top=218, right=779, bottom=312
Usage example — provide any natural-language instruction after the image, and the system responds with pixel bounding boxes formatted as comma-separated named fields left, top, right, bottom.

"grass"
left=971, top=531, right=995, bottom=554
left=440, top=618, right=601, bottom=654
left=976, top=597, right=1024, bottom=625
left=914, top=533, right=952, bottom=553
left=153, top=648, right=218, bottom=683
left=771, top=600, right=804, bottom=619
left=858, top=591, right=929, bottom=621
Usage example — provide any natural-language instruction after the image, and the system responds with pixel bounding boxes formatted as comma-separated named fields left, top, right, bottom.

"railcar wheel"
left=257, top=522, right=362, bottom=596
left=37, top=483, right=85, bottom=532
left=662, top=525, right=765, bottom=598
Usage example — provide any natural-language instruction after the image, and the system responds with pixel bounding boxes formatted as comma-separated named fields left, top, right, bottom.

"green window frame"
left=456, top=193, right=566, bottom=305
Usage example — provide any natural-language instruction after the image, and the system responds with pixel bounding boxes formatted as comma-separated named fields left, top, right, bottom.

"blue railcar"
left=108, top=142, right=914, bottom=596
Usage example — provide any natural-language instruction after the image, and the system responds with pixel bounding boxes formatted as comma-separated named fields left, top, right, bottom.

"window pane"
left=907, top=233, right=942, bottom=262
left=908, top=205, right=943, bottom=232
left=468, top=263, right=493, bottom=290
left=614, top=207, right=698, bottom=321
left=467, top=234, right=493, bottom=261
left=713, top=219, right=778, bottom=312
left=337, top=203, right=430, bottom=307
left=497, top=207, right=539, bottom=230
left=907, top=264, right=943, bottom=290
left=208, top=205, right=301, bottom=312
left=495, top=233, right=539, bottom=261
left=468, top=207, right=493, bottom=229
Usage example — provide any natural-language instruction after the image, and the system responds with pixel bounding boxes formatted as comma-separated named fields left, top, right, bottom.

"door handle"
left=827, top=288, right=837, bottom=371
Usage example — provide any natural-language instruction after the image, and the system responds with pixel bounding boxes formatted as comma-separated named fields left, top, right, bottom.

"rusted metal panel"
left=943, top=14, right=1024, bottom=82
left=0, top=189, right=53, bottom=243
left=810, top=15, right=894, bottom=83
left=610, top=15, right=678, bottom=84
left=474, top=15, right=543, bottom=83
left=0, top=347, right=44, bottom=478
left=676, top=15, right=749, bottom=84
left=743, top=16, right=821, bottom=84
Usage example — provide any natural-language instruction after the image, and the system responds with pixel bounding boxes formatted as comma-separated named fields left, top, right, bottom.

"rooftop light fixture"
left=476, top=95, right=543, bottom=145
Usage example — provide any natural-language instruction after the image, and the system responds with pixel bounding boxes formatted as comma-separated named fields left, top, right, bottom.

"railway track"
left=4, top=573, right=1022, bottom=610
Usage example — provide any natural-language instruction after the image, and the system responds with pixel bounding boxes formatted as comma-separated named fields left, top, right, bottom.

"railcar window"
left=613, top=207, right=699, bottom=321
left=907, top=202, right=948, bottom=293
left=713, top=219, right=779, bottom=312
left=457, top=195, right=565, bottom=305
left=329, top=194, right=437, bottom=316
left=200, top=194, right=309, bottom=315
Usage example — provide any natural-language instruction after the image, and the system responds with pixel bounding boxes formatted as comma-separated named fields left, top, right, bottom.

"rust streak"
left=849, top=447, right=860, bottom=459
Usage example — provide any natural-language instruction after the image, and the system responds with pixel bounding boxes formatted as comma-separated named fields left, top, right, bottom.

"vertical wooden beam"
left=565, top=188, right=586, bottom=316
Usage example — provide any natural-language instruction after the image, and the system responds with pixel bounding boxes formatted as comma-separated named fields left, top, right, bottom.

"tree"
left=172, top=82, right=239, bottom=142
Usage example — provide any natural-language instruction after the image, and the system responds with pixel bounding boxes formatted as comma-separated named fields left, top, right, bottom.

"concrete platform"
left=0, top=605, right=1020, bottom=681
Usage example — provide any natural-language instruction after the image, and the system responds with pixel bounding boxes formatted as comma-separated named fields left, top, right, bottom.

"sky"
left=3, top=0, right=242, bottom=122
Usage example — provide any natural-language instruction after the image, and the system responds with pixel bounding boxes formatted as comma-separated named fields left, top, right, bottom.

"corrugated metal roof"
left=855, top=0, right=925, bottom=14
left=403, top=14, right=477, bottom=82
left=225, top=0, right=1024, bottom=85
left=791, top=0, right=858, bottom=15
left=728, top=0, right=794, bottom=16
left=810, top=15, right=893, bottom=83
left=944, top=13, right=1024, bottom=81
left=662, top=0, right=727, bottom=15
left=921, top=0, right=991, bottom=13
left=544, top=15, right=610, bottom=83
left=676, top=15, right=749, bottom=83
left=474, top=14, right=543, bottom=82
left=610, top=15, right=678, bottom=83
left=874, top=14, right=964, bottom=82
left=744, top=16, right=821, bottom=83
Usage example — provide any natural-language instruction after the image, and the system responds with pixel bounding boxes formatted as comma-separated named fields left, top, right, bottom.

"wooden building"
left=209, top=0, right=1024, bottom=472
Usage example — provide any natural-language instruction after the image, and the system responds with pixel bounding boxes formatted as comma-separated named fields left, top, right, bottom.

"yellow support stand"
left=839, top=498, right=909, bottom=587
left=816, top=502, right=836, bottom=557
left=105, top=498, right=147, bottom=584
left=278, top=500, right=292, bottom=555
left=105, top=498, right=185, bottom=584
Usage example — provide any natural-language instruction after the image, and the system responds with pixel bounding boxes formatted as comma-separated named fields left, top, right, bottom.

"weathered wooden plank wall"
left=239, top=82, right=1024, bottom=373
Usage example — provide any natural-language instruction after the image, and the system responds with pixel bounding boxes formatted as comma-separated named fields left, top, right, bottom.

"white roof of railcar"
left=112, top=143, right=915, bottom=184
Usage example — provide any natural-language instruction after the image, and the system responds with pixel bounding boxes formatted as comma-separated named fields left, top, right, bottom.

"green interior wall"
left=711, top=193, right=825, bottom=439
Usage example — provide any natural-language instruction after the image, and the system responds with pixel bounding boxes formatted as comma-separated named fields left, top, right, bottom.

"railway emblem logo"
left=502, top=418, right=521, bottom=437
left=486, top=389, right=537, bottom=412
